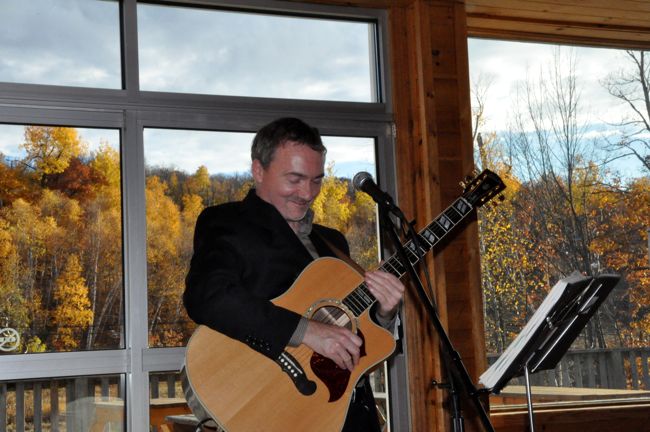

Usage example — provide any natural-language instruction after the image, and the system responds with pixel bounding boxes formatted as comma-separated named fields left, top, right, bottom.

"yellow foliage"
left=312, top=165, right=352, bottom=232
left=51, top=254, right=93, bottom=350
left=21, top=126, right=87, bottom=176
left=91, top=142, right=121, bottom=208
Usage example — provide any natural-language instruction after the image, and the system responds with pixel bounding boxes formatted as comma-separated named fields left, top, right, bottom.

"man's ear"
left=251, top=159, right=264, bottom=184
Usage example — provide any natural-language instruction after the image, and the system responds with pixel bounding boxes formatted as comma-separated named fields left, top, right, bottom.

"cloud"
left=137, top=3, right=374, bottom=101
left=0, top=0, right=121, bottom=88
left=468, top=39, right=628, bottom=133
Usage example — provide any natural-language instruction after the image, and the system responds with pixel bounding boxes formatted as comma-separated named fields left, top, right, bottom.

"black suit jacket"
left=184, top=189, right=349, bottom=360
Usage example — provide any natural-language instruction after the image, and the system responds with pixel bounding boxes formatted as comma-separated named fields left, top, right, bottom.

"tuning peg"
left=498, top=194, right=506, bottom=202
left=459, top=180, right=467, bottom=189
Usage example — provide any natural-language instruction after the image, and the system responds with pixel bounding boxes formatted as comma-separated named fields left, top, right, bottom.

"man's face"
left=252, top=141, right=325, bottom=225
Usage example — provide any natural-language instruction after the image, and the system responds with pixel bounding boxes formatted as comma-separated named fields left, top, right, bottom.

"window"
left=0, top=1, right=396, bottom=430
left=138, top=3, right=378, bottom=101
left=469, top=39, right=650, bottom=407
left=0, top=124, right=122, bottom=354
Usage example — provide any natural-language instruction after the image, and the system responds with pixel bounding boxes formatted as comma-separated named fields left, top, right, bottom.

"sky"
left=467, top=39, right=628, bottom=131
left=468, top=38, right=647, bottom=179
left=0, top=1, right=647, bottom=180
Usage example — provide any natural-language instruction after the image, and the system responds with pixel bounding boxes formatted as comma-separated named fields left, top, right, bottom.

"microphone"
left=352, top=172, right=396, bottom=209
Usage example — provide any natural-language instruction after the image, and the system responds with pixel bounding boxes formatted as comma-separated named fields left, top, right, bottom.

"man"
left=184, top=117, right=405, bottom=431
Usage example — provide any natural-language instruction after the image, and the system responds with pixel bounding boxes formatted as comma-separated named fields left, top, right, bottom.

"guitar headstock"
left=461, top=169, right=506, bottom=207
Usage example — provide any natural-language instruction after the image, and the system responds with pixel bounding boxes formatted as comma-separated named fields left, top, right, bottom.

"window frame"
left=0, top=1, right=403, bottom=430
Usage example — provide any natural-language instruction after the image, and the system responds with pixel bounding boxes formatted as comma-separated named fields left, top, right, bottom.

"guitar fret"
left=382, top=261, right=401, bottom=278
left=429, top=221, right=447, bottom=238
left=359, top=285, right=376, bottom=305
left=390, top=258, right=406, bottom=275
left=421, top=227, right=438, bottom=245
left=343, top=295, right=364, bottom=315
left=416, top=234, right=432, bottom=252
left=342, top=284, right=377, bottom=317
left=454, top=198, right=472, bottom=215
left=419, top=233, right=432, bottom=247
left=357, top=285, right=375, bottom=306
left=437, top=214, right=453, bottom=231
left=403, top=242, right=418, bottom=262
left=444, top=207, right=463, bottom=224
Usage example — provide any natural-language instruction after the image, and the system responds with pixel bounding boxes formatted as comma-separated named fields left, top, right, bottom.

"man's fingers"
left=302, top=321, right=361, bottom=371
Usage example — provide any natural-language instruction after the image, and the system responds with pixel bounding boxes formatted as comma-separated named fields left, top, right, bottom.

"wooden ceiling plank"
left=466, top=2, right=650, bottom=26
left=468, top=16, right=650, bottom=38
left=467, top=13, right=650, bottom=34
left=468, top=18, right=650, bottom=50
left=467, top=0, right=650, bottom=14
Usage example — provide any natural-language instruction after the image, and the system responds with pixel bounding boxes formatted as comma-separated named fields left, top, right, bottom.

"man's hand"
left=301, top=320, right=362, bottom=371
left=365, top=269, right=405, bottom=320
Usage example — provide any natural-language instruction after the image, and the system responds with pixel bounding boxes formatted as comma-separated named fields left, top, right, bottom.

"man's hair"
left=251, top=117, right=326, bottom=168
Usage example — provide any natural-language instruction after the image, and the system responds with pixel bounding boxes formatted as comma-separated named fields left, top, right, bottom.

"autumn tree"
left=0, top=154, right=37, bottom=207
left=312, top=164, right=379, bottom=270
left=0, top=218, right=31, bottom=349
left=20, top=126, right=87, bottom=187
left=1, top=198, right=56, bottom=341
left=472, top=70, right=547, bottom=352
left=186, top=165, right=211, bottom=204
left=51, top=254, right=94, bottom=351
left=589, top=177, right=650, bottom=346
left=501, top=48, right=628, bottom=350
left=601, top=50, right=650, bottom=174
left=145, top=175, right=185, bottom=345
left=84, top=143, right=123, bottom=348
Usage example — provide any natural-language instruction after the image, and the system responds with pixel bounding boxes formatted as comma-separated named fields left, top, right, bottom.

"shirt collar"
left=295, top=209, right=314, bottom=237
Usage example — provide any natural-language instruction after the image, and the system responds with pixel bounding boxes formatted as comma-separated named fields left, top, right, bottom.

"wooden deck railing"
left=0, top=373, right=177, bottom=431
left=487, top=347, right=650, bottom=390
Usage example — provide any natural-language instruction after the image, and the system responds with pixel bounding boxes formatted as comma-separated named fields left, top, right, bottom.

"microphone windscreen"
left=352, top=171, right=373, bottom=190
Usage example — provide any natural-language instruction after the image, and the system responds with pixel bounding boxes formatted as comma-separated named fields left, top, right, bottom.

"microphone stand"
left=377, top=203, right=494, bottom=432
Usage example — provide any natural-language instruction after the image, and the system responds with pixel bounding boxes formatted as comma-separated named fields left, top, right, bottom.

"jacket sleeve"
left=183, top=208, right=302, bottom=360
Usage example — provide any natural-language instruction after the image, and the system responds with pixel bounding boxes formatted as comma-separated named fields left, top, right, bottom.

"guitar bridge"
left=276, top=351, right=317, bottom=396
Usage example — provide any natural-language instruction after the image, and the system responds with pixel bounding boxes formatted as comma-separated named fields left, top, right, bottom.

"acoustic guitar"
left=182, top=169, right=505, bottom=432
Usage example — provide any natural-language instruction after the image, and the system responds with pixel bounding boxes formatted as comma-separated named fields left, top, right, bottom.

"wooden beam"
left=389, top=1, right=487, bottom=430
left=465, top=0, right=650, bottom=25
left=467, top=15, right=650, bottom=50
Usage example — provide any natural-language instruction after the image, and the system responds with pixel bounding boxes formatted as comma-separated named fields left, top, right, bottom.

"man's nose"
left=299, top=181, right=319, bottom=200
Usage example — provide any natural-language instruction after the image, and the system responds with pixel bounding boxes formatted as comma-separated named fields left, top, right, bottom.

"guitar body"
left=184, top=257, right=396, bottom=432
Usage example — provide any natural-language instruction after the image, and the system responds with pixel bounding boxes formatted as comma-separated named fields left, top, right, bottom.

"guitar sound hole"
left=310, top=305, right=353, bottom=330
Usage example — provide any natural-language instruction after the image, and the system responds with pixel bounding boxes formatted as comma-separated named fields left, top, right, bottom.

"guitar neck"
left=341, top=196, right=475, bottom=317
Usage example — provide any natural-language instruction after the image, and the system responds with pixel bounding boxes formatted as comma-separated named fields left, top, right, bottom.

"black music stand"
left=478, top=272, right=621, bottom=432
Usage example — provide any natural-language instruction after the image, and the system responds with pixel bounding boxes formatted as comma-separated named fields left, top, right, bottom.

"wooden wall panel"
left=389, top=3, right=446, bottom=430
left=388, top=1, right=487, bottom=430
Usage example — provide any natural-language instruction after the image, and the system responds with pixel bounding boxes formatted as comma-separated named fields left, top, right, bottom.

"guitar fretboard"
left=341, top=196, right=474, bottom=317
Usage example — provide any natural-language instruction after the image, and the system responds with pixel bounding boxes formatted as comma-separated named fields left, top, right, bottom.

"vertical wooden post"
left=388, top=1, right=487, bottom=430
